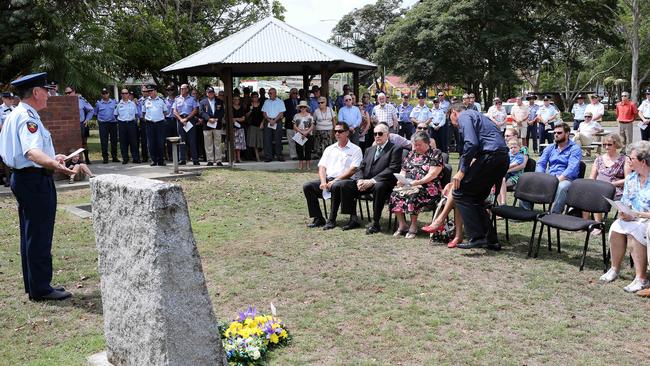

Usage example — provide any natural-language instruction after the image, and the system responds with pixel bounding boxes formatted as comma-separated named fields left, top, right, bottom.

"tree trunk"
left=630, top=0, right=640, bottom=103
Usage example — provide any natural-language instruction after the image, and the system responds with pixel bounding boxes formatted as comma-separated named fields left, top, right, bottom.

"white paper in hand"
left=393, top=173, right=413, bottom=187
left=234, top=122, right=241, bottom=128
left=292, top=132, right=307, bottom=146
left=207, top=121, right=217, bottom=129
left=322, top=189, right=331, bottom=200
left=268, top=123, right=277, bottom=130
left=183, top=121, right=193, bottom=132
left=603, top=196, right=636, bottom=217
left=638, top=121, right=648, bottom=131
left=64, top=148, right=85, bottom=161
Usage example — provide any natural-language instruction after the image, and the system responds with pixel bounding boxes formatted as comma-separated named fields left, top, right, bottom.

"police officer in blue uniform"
left=0, top=92, right=15, bottom=186
left=142, top=84, right=169, bottom=166
left=114, top=88, right=140, bottom=164
left=94, top=88, right=119, bottom=163
left=449, top=102, right=509, bottom=250
left=0, top=72, right=75, bottom=301
left=173, top=84, right=200, bottom=165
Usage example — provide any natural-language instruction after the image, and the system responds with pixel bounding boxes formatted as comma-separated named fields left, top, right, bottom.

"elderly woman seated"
left=600, top=141, right=650, bottom=294
left=389, top=131, right=444, bottom=239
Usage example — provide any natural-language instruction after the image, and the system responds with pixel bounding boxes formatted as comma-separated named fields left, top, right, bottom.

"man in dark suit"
left=335, top=123, right=403, bottom=234
left=284, top=88, right=299, bottom=160
left=199, top=87, right=224, bottom=166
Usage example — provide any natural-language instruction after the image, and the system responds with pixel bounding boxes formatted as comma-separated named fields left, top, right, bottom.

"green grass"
left=1, top=166, right=649, bottom=365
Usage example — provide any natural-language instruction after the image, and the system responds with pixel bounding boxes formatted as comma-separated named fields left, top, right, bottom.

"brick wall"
left=40, top=96, right=81, bottom=155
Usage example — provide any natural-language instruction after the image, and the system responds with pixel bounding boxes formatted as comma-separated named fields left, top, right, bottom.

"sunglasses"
left=344, top=99, right=352, bottom=102
left=373, top=132, right=384, bottom=136
left=334, top=130, right=346, bottom=134
left=416, top=127, right=426, bottom=130
left=319, top=102, right=325, bottom=104
left=585, top=116, right=592, bottom=118
left=64, top=91, right=72, bottom=95
left=554, top=131, right=565, bottom=135
left=602, top=143, right=614, bottom=147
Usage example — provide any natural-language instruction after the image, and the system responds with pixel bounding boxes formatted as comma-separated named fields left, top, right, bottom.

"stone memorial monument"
left=89, top=174, right=226, bottom=366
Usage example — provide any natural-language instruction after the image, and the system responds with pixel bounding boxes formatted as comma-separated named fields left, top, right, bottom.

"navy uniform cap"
left=205, top=87, right=215, bottom=93
left=145, top=84, right=157, bottom=91
left=11, top=72, right=56, bottom=92
left=101, top=88, right=109, bottom=93
left=645, top=89, right=650, bottom=95
left=1, top=92, right=13, bottom=98
left=417, top=91, right=427, bottom=99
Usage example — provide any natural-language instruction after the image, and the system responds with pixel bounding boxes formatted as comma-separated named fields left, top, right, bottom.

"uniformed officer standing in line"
left=94, top=88, right=119, bottom=163
left=164, top=85, right=177, bottom=160
left=142, top=84, right=169, bottom=166
left=0, top=72, right=75, bottom=301
left=449, top=103, right=509, bottom=250
left=138, top=86, right=150, bottom=163
left=0, top=92, right=15, bottom=186
left=173, top=84, right=200, bottom=165
left=64, top=85, right=94, bottom=164
left=114, top=89, right=140, bottom=164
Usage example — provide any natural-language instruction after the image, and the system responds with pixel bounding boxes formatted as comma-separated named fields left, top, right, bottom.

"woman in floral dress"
left=389, top=131, right=444, bottom=239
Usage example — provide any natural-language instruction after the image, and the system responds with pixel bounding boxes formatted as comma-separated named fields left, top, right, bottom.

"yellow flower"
left=280, top=330, right=288, bottom=338
left=269, top=333, right=279, bottom=344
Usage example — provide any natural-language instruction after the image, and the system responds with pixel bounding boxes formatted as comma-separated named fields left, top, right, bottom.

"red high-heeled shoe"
left=447, top=238, right=461, bottom=248
left=422, top=223, right=445, bottom=234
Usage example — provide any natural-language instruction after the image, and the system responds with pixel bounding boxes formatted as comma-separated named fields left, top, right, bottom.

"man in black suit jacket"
left=199, top=87, right=224, bottom=166
left=284, top=88, right=299, bottom=160
left=336, top=123, right=403, bottom=234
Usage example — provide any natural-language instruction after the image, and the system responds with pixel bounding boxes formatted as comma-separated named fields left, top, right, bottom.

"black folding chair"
left=535, top=179, right=616, bottom=271
left=491, top=172, right=558, bottom=255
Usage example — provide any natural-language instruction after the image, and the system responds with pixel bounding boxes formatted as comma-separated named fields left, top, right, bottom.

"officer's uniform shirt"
left=143, top=96, right=168, bottom=122
left=173, top=95, right=199, bottom=117
left=430, top=107, right=446, bottom=127
left=457, top=109, right=507, bottom=173
left=114, top=100, right=138, bottom=122
left=397, top=103, right=414, bottom=123
left=571, top=102, right=587, bottom=121
left=1, top=103, right=15, bottom=126
left=639, top=98, right=650, bottom=119
left=536, top=104, right=559, bottom=130
left=94, top=98, right=117, bottom=122
left=0, top=102, right=55, bottom=169
left=78, top=95, right=94, bottom=125
left=165, top=96, right=175, bottom=117
left=409, top=104, right=432, bottom=123
left=138, top=96, right=147, bottom=118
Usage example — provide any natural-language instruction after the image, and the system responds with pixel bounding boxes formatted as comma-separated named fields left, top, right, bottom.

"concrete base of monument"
left=87, top=351, right=113, bottom=366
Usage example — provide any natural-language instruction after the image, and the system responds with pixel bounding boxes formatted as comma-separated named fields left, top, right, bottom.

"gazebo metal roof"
left=161, top=17, right=376, bottom=77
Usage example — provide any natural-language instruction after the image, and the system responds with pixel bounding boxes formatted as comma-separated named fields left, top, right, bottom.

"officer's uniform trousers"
left=11, top=168, right=56, bottom=298
left=118, top=119, right=139, bottom=162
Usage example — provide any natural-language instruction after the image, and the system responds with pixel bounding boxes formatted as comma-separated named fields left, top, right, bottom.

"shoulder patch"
left=26, top=121, right=38, bottom=133
left=27, top=110, right=35, bottom=119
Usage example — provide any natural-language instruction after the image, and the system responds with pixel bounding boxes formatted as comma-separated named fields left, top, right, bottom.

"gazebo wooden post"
left=353, top=70, right=360, bottom=101
left=222, top=67, right=235, bottom=167
left=302, top=70, right=310, bottom=97
left=320, top=66, right=331, bottom=103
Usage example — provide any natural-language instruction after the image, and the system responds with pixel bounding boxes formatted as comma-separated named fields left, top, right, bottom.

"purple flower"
left=237, top=306, right=257, bottom=322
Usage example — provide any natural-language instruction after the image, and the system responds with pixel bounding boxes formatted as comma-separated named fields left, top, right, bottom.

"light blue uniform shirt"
left=337, top=105, right=362, bottom=128
left=172, top=95, right=199, bottom=116
left=571, top=102, right=587, bottom=121
left=0, top=102, right=55, bottom=168
left=94, top=98, right=117, bottom=122
left=78, top=96, right=94, bottom=125
left=143, top=96, right=168, bottom=122
left=1, top=103, right=14, bottom=126
left=114, top=100, right=138, bottom=121
left=261, top=98, right=286, bottom=119
left=409, top=104, right=432, bottom=123
left=431, top=107, right=446, bottom=127
left=165, top=96, right=175, bottom=117
left=438, top=99, right=450, bottom=114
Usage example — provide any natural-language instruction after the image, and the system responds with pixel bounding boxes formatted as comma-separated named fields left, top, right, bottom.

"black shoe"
left=456, top=239, right=488, bottom=249
left=102, top=159, right=108, bottom=164
left=30, top=289, right=72, bottom=302
left=207, top=162, right=214, bottom=166
left=133, top=160, right=141, bottom=164
left=217, top=162, right=224, bottom=166
left=264, top=159, right=272, bottom=162
left=122, top=160, right=128, bottom=165
left=307, top=218, right=325, bottom=228
left=112, top=158, right=120, bottom=163
left=366, top=225, right=381, bottom=234
left=487, top=242, right=502, bottom=251
left=179, top=161, right=186, bottom=165
left=277, top=157, right=285, bottom=162
left=292, top=157, right=298, bottom=161
left=322, top=221, right=336, bottom=230
left=52, top=285, right=65, bottom=291
left=158, top=162, right=166, bottom=166
left=341, top=220, right=361, bottom=231
left=150, top=162, right=157, bottom=166
left=193, top=161, right=200, bottom=166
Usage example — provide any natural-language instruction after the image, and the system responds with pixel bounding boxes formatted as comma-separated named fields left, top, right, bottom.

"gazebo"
left=161, top=16, right=376, bottom=165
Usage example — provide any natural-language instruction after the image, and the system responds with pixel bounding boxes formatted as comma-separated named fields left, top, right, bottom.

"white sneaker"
left=599, top=268, right=619, bottom=283
left=623, top=278, right=650, bottom=293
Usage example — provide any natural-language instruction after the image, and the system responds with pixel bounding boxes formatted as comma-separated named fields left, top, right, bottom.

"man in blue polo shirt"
left=94, top=88, right=119, bottom=163
left=521, top=122, right=582, bottom=214
left=337, top=95, right=362, bottom=145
